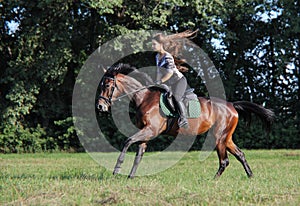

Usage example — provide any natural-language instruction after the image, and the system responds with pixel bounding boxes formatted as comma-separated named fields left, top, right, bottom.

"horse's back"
left=194, top=97, right=239, bottom=133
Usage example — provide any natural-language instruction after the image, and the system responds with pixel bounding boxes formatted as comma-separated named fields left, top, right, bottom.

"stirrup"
left=178, top=117, right=188, bottom=128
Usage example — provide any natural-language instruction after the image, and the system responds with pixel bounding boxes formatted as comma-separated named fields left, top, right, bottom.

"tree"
left=0, top=0, right=299, bottom=152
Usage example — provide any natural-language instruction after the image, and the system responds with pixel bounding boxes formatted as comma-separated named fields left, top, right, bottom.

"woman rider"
left=151, top=30, right=198, bottom=128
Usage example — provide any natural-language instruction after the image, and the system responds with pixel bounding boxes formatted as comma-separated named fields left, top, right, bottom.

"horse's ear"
left=103, top=68, right=107, bottom=73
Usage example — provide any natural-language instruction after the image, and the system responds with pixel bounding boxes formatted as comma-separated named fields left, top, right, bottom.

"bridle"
left=98, top=75, right=117, bottom=105
left=98, top=74, right=153, bottom=106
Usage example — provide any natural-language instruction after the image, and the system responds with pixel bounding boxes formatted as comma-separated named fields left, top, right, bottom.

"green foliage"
left=53, top=117, right=81, bottom=151
left=0, top=124, right=47, bottom=153
left=0, top=0, right=299, bottom=152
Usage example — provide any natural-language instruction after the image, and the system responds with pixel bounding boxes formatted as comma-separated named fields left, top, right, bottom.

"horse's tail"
left=233, top=101, right=275, bottom=132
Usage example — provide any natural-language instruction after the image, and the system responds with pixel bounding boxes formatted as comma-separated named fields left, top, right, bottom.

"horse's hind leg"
left=213, top=120, right=231, bottom=178
left=128, top=142, right=147, bottom=178
left=226, top=140, right=253, bottom=178
left=215, top=142, right=230, bottom=178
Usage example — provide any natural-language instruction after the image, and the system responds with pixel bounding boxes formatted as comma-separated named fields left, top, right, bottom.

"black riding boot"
left=176, top=101, right=188, bottom=128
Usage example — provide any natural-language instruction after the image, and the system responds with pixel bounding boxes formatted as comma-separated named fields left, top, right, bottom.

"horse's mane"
left=106, top=63, right=154, bottom=85
left=106, top=63, right=136, bottom=75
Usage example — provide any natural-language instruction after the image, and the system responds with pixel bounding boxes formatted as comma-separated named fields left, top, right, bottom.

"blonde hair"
left=153, top=30, right=198, bottom=72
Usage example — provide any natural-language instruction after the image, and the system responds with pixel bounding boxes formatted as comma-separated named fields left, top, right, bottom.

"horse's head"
left=97, top=74, right=120, bottom=112
left=96, top=64, right=153, bottom=112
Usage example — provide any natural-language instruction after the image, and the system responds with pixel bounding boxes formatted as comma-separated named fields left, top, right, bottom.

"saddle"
left=158, top=86, right=201, bottom=118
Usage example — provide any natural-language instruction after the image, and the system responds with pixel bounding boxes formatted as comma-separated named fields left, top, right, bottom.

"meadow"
left=1, top=150, right=299, bottom=205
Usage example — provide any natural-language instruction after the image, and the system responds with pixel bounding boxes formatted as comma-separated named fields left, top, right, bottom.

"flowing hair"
left=152, top=30, right=198, bottom=72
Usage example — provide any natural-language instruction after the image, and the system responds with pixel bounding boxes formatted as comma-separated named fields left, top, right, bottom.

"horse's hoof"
left=113, top=168, right=120, bottom=175
left=213, top=174, right=221, bottom=179
left=248, top=173, right=254, bottom=178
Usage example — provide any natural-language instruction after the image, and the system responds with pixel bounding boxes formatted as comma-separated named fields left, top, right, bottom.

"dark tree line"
left=0, top=0, right=299, bottom=153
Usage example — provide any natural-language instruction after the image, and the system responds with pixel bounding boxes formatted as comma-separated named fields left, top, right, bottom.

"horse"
left=96, top=64, right=274, bottom=179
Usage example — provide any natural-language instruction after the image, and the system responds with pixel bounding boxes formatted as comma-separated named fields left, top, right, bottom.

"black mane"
left=106, top=63, right=136, bottom=76
left=106, top=63, right=154, bottom=85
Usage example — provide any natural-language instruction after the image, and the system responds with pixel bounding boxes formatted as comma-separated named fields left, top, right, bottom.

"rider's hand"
left=155, top=80, right=162, bottom=85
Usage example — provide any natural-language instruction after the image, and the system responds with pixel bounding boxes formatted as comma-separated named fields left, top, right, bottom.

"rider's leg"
left=176, top=100, right=188, bottom=128
left=172, top=77, right=188, bottom=128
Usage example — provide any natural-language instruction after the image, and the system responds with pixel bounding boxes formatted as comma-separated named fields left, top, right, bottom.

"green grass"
left=1, top=150, right=300, bottom=205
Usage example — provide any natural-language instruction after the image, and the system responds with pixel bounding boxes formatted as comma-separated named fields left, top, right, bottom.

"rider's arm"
left=160, top=54, right=175, bottom=83
left=156, top=67, right=162, bottom=82
left=161, top=70, right=173, bottom=83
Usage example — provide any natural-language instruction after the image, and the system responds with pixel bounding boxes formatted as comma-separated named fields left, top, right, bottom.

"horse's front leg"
left=113, top=127, right=154, bottom=176
left=113, top=138, right=131, bottom=175
left=128, top=142, right=147, bottom=178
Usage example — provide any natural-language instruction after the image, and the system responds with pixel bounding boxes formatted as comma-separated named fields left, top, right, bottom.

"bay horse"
left=96, top=64, right=274, bottom=179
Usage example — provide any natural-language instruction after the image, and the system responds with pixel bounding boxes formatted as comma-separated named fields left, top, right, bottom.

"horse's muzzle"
left=96, top=102, right=109, bottom=112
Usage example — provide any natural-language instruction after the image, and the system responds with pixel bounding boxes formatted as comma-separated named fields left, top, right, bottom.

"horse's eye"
left=105, top=84, right=110, bottom=88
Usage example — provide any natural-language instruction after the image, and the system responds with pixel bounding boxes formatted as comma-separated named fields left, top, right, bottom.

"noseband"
left=98, top=76, right=117, bottom=105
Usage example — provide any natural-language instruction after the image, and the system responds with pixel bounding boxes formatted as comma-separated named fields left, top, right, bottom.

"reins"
left=99, top=74, right=154, bottom=103
left=113, top=85, right=153, bottom=102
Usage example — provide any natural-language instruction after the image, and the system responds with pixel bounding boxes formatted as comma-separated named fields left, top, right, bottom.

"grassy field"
left=1, top=150, right=299, bottom=205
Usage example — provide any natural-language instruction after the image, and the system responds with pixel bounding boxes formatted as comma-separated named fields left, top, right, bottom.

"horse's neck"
left=119, top=75, right=143, bottom=93
left=118, top=75, right=147, bottom=106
